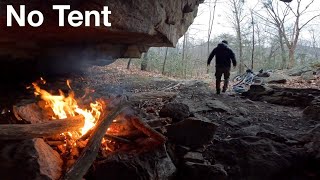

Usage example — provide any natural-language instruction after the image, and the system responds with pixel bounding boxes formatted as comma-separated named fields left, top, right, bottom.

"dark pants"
left=215, top=67, right=230, bottom=92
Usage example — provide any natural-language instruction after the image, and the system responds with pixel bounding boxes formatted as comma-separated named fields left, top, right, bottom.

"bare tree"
left=141, top=52, right=148, bottom=71
left=182, top=33, right=188, bottom=78
left=262, top=0, right=320, bottom=68
left=127, top=58, right=132, bottom=69
left=254, top=0, right=289, bottom=69
left=205, top=0, right=219, bottom=57
left=254, top=18, right=269, bottom=67
left=162, top=47, right=169, bottom=75
left=309, top=28, right=319, bottom=60
left=227, top=0, right=246, bottom=73
left=250, top=10, right=255, bottom=70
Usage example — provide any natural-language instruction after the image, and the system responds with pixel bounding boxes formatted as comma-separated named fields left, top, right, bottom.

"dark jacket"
left=207, top=43, right=237, bottom=68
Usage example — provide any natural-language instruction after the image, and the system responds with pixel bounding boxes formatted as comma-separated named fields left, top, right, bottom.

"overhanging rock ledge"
left=0, top=0, right=204, bottom=63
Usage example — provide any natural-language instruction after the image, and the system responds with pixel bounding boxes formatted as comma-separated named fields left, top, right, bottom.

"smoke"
left=36, top=46, right=117, bottom=76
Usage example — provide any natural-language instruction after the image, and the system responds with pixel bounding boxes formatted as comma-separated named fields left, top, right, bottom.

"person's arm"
left=230, top=50, right=237, bottom=67
left=207, top=48, right=216, bottom=66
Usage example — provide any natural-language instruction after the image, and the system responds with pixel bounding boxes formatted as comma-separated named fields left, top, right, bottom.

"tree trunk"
left=279, top=30, right=287, bottom=69
left=237, top=28, right=244, bottom=73
left=207, top=0, right=218, bottom=58
left=233, top=0, right=243, bottom=73
left=182, top=34, right=187, bottom=78
left=256, top=24, right=263, bottom=67
left=267, top=46, right=274, bottom=66
left=251, top=11, right=255, bottom=70
left=127, top=58, right=132, bottom=70
left=288, top=24, right=300, bottom=69
left=162, top=48, right=168, bottom=75
left=288, top=48, right=295, bottom=69
left=310, top=30, right=319, bottom=60
left=141, top=52, right=148, bottom=71
left=207, top=40, right=210, bottom=60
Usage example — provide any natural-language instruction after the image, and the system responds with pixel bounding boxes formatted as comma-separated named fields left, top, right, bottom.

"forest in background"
left=121, top=0, right=320, bottom=79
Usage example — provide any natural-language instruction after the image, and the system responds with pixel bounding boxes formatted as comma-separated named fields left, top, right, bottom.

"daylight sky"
left=187, top=0, right=320, bottom=42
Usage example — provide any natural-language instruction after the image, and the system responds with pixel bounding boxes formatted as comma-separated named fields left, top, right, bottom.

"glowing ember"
left=31, top=78, right=103, bottom=135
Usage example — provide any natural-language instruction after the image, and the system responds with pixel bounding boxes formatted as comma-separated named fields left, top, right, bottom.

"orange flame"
left=32, top=79, right=102, bottom=135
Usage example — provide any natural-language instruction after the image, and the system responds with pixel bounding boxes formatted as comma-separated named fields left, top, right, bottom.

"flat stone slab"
left=166, top=117, right=219, bottom=148
left=184, top=152, right=205, bottom=163
left=226, top=116, right=251, bottom=128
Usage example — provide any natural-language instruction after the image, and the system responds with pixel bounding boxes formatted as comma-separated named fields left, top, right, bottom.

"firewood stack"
left=0, top=97, right=167, bottom=180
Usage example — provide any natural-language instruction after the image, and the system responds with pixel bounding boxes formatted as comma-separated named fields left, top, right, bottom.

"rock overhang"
left=0, top=0, right=204, bottom=61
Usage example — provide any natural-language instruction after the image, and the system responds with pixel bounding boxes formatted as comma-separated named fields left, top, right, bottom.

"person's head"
left=222, top=40, right=228, bottom=45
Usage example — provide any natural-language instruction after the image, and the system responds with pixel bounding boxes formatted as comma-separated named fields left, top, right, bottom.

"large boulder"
left=176, top=162, right=228, bottom=180
left=0, top=138, right=63, bottom=180
left=183, top=152, right=205, bottom=163
left=287, top=66, right=314, bottom=76
left=232, top=123, right=290, bottom=143
left=182, top=99, right=231, bottom=114
left=159, top=103, right=191, bottom=123
left=206, top=100, right=231, bottom=113
left=205, top=136, right=298, bottom=179
left=301, top=71, right=315, bottom=80
left=242, top=85, right=274, bottom=100
left=303, top=105, right=320, bottom=121
left=303, top=97, right=320, bottom=121
left=86, top=145, right=176, bottom=180
left=264, top=73, right=289, bottom=84
left=226, top=116, right=251, bottom=128
left=166, top=117, right=218, bottom=148
left=243, top=86, right=318, bottom=107
left=299, top=124, right=320, bottom=156
left=236, top=107, right=250, bottom=117
left=298, top=124, right=320, bottom=176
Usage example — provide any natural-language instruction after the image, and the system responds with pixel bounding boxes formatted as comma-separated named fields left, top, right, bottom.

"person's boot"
left=216, top=79, right=221, bottom=95
left=222, top=78, right=229, bottom=93
left=216, top=89, right=221, bottom=94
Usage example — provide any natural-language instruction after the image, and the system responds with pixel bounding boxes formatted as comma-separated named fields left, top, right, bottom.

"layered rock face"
left=0, top=0, right=203, bottom=62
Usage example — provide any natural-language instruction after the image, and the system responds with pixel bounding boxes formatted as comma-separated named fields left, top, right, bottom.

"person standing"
left=207, top=40, right=237, bottom=94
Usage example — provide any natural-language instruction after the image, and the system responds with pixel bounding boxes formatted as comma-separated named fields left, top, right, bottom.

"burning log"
left=62, top=101, right=128, bottom=180
left=0, top=115, right=84, bottom=140
left=130, top=116, right=166, bottom=144
left=46, top=140, right=66, bottom=146
left=104, top=134, right=132, bottom=144
left=13, top=103, right=48, bottom=124
left=12, top=105, right=22, bottom=121
left=104, top=115, right=168, bottom=153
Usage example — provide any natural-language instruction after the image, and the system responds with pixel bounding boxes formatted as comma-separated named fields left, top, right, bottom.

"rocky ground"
left=83, top=64, right=319, bottom=179
left=0, top=63, right=319, bottom=180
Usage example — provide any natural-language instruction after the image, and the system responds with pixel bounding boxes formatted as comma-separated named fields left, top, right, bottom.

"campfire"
left=30, top=77, right=104, bottom=139
left=0, top=78, right=166, bottom=180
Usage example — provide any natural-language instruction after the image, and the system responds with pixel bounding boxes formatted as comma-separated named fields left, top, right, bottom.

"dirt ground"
left=83, top=64, right=317, bottom=137
left=0, top=63, right=319, bottom=179
left=0, top=62, right=317, bottom=138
